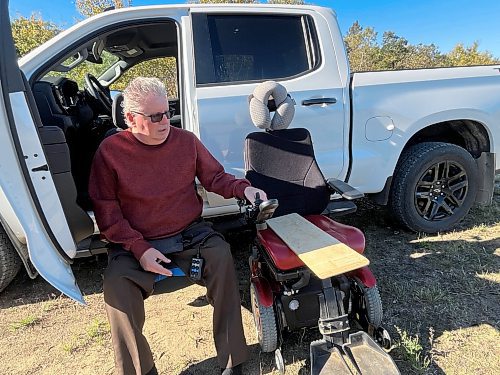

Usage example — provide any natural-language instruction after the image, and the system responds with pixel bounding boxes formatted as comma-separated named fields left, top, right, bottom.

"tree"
left=75, top=0, right=132, bottom=18
left=343, top=22, right=497, bottom=72
left=11, top=15, right=59, bottom=57
left=343, top=22, right=380, bottom=72
left=445, top=42, right=499, bottom=66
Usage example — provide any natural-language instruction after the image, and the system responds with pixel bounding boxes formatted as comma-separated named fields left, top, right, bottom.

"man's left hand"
left=244, top=186, right=268, bottom=204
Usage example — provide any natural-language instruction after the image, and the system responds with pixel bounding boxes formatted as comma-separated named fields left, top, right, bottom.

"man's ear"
left=125, top=111, right=135, bottom=127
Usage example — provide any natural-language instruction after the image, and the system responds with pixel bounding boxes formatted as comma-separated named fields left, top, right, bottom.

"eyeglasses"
left=132, top=110, right=174, bottom=123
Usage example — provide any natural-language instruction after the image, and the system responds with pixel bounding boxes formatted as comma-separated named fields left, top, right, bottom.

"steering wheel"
left=84, top=73, right=112, bottom=114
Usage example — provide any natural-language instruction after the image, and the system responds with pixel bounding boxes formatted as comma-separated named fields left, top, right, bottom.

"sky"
left=8, top=0, right=500, bottom=57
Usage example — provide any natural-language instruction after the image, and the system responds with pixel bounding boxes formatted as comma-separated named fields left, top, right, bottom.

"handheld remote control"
left=189, top=256, right=204, bottom=281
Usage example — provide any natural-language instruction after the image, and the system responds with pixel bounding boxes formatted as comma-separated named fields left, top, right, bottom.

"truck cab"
left=0, top=3, right=349, bottom=300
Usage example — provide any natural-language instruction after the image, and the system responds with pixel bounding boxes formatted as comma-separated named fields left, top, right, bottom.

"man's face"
left=128, top=94, right=171, bottom=145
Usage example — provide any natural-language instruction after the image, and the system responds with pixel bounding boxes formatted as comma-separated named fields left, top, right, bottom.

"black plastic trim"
left=345, top=74, right=355, bottom=182
left=302, top=98, right=337, bottom=106
left=369, top=176, right=393, bottom=206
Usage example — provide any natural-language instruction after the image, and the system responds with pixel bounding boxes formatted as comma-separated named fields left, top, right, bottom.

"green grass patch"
left=85, top=318, right=110, bottom=345
left=11, top=315, right=41, bottom=330
left=414, top=285, right=451, bottom=304
left=394, top=326, right=431, bottom=373
left=61, top=336, right=80, bottom=354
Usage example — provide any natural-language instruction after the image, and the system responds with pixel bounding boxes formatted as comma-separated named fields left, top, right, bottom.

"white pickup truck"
left=0, top=2, right=499, bottom=300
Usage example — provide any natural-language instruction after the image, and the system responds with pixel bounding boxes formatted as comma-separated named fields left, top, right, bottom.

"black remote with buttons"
left=189, top=256, right=204, bottom=281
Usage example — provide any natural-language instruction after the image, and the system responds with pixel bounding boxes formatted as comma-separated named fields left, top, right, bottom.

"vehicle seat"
left=111, top=92, right=127, bottom=130
left=27, top=75, right=94, bottom=243
left=244, top=81, right=365, bottom=270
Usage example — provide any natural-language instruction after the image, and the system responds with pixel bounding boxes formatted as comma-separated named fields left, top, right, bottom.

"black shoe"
left=221, top=364, right=242, bottom=375
left=146, top=365, right=158, bottom=375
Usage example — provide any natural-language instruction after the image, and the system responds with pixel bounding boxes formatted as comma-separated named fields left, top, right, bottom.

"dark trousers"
left=103, top=228, right=249, bottom=375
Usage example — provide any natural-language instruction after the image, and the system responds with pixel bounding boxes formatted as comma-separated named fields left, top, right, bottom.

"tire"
left=0, top=226, right=22, bottom=292
left=389, top=142, right=478, bottom=233
left=363, top=285, right=383, bottom=327
left=351, top=280, right=383, bottom=327
left=250, top=283, right=278, bottom=352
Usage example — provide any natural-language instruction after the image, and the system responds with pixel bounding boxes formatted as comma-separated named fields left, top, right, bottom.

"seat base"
left=257, top=215, right=365, bottom=271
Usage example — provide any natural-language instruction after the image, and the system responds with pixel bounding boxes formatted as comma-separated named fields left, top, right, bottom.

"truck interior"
left=28, top=20, right=180, bottom=255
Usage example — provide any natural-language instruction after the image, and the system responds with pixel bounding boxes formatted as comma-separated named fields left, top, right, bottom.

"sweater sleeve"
left=88, top=147, right=151, bottom=260
left=194, top=135, right=250, bottom=199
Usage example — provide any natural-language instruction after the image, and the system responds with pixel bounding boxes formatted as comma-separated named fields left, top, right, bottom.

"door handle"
left=301, top=98, right=337, bottom=106
left=32, top=164, right=49, bottom=172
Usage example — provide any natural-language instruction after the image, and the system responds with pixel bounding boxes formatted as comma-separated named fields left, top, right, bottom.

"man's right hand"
left=139, top=248, right=173, bottom=276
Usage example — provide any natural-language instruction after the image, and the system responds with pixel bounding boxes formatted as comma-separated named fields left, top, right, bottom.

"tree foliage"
left=343, top=22, right=380, bottom=72
left=11, top=15, right=59, bottom=57
left=445, top=42, right=497, bottom=66
left=344, top=22, right=498, bottom=72
left=75, top=0, right=132, bottom=18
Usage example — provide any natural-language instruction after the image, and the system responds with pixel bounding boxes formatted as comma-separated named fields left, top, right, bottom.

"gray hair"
left=122, top=77, right=168, bottom=123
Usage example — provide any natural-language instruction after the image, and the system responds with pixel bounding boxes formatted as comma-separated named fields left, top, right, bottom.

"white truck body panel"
left=350, top=66, right=500, bottom=192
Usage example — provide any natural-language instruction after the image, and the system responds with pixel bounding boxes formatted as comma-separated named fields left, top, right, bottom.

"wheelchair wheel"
left=351, top=279, right=383, bottom=327
left=250, top=283, right=278, bottom=352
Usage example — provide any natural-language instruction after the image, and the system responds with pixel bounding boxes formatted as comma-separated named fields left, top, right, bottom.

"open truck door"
left=0, top=0, right=84, bottom=303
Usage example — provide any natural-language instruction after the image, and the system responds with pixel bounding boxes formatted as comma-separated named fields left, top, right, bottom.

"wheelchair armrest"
left=326, top=178, right=364, bottom=200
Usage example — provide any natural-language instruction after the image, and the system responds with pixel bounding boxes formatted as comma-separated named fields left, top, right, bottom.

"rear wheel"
left=250, top=283, right=278, bottom=352
left=0, top=226, right=22, bottom=292
left=390, top=142, right=478, bottom=233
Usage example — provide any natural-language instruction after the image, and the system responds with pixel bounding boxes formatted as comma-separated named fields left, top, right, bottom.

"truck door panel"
left=191, top=11, right=348, bottom=180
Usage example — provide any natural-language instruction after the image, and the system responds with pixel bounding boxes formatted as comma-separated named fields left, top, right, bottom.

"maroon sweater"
left=89, top=128, right=250, bottom=260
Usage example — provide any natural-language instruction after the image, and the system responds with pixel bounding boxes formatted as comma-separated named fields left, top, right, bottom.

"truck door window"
left=110, top=57, right=178, bottom=98
left=193, top=14, right=319, bottom=85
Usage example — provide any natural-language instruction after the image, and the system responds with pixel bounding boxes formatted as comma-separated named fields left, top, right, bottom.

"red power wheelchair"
left=242, top=81, right=399, bottom=374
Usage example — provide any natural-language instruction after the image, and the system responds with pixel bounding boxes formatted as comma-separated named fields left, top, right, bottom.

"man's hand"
left=244, top=186, right=268, bottom=203
left=139, top=248, right=173, bottom=276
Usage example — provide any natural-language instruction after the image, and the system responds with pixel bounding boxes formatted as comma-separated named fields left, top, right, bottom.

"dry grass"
left=0, top=193, right=498, bottom=374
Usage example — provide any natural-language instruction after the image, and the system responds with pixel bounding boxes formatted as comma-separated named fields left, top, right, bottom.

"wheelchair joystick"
left=254, top=192, right=263, bottom=208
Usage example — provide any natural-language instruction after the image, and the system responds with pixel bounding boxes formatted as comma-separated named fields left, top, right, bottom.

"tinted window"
left=193, top=14, right=319, bottom=85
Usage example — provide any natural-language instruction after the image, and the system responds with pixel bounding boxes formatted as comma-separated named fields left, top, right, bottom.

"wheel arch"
left=371, top=118, right=494, bottom=205
left=402, top=119, right=491, bottom=158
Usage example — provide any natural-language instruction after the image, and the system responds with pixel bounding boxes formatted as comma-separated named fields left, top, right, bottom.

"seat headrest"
left=248, top=81, right=295, bottom=130
left=112, top=93, right=127, bottom=130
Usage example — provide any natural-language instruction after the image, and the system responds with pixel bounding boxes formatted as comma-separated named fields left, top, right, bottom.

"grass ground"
left=0, top=194, right=498, bottom=374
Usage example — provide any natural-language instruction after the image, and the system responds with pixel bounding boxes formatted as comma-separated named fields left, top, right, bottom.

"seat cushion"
left=257, top=215, right=365, bottom=271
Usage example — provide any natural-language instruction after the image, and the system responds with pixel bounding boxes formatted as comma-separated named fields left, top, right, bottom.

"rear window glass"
left=193, top=14, right=319, bottom=85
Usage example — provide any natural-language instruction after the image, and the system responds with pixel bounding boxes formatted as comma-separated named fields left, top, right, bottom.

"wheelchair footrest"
left=323, top=200, right=357, bottom=217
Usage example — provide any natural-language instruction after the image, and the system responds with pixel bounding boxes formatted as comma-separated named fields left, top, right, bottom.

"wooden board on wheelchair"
left=266, top=213, right=369, bottom=279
